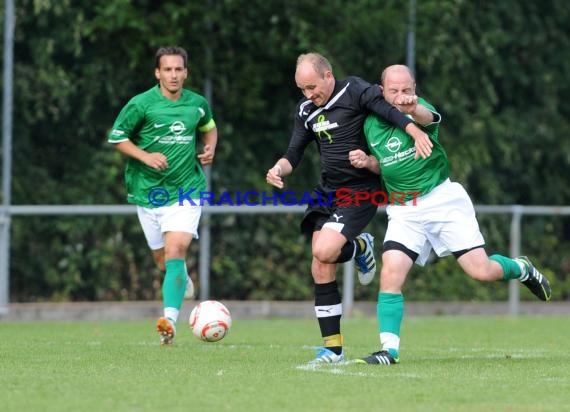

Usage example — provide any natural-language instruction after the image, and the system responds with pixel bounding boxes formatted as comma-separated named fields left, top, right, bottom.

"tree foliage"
left=3, top=0, right=570, bottom=302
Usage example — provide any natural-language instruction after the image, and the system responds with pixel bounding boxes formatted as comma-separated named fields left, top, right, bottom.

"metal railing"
left=2, top=204, right=570, bottom=316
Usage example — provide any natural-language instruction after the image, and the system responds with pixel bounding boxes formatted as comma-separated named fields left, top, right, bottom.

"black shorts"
left=300, top=184, right=380, bottom=241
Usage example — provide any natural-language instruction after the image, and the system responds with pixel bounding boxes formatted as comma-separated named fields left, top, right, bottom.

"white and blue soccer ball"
left=189, top=300, right=232, bottom=342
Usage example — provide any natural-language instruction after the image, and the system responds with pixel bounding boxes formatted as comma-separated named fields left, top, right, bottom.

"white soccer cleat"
left=354, top=233, right=377, bottom=285
left=308, top=347, right=345, bottom=364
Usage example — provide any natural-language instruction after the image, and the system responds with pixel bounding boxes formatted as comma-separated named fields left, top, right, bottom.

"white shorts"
left=136, top=203, right=201, bottom=250
left=385, top=179, right=485, bottom=266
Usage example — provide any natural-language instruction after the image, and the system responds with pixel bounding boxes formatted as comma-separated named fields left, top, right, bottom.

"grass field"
left=1, top=315, right=569, bottom=412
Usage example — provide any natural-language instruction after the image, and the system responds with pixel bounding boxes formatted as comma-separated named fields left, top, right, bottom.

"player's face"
left=381, top=70, right=415, bottom=105
left=155, top=55, right=188, bottom=98
left=295, top=64, right=334, bottom=107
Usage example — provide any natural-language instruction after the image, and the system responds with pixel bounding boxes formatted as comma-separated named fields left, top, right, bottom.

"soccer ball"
left=189, top=300, right=232, bottom=342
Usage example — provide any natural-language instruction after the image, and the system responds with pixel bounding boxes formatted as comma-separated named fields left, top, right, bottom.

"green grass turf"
left=1, top=315, right=569, bottom=412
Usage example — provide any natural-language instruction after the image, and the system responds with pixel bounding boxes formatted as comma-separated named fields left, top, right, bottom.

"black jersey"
left=283, top=76, right=412, bottom=190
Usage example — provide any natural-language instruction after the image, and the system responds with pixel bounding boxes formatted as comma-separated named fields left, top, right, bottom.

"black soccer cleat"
left=515, top=256, right=552, bottom=302
left=354, top=350, right=399, bottom=365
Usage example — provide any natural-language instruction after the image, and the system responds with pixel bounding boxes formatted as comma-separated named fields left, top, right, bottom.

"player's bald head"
left=380, top=65, right=414, bottom=86
left=296, top=53, right=332, bottom=78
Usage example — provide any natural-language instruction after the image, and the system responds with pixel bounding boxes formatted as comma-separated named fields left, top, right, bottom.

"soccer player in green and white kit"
left=349, top=64, right=551, bottom=365
left=108, top=46, right=217, bottom=345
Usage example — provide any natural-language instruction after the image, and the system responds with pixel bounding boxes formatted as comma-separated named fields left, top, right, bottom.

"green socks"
left=490, top=254, right=524, bottom=280
left=378, top=292, right=404, bottom=357
left=162, top=259, right=188, bottom=315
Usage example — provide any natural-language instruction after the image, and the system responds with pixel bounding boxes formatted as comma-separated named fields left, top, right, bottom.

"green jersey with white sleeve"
left=364, top=97, right=447, bottom=202
left=108, top=85, right=216, bottom=207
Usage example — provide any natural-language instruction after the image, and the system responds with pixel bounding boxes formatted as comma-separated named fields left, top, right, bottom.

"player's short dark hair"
left=155, top=46, right=188, bottom=69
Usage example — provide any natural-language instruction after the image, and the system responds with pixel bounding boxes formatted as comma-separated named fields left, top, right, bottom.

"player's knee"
left=379, top=268, right=407, bottom=292
left=312, top=244, right=338, bottom=263
left=164, top=244, right=189, bottom=261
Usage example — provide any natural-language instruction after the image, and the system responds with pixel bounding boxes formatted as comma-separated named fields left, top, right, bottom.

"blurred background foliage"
left=3, top=0, right=569, bottom=302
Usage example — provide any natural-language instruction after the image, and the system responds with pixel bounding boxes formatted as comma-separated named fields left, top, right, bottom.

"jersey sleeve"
left=282, top=109, right=314, bottom=169
left=108, top=99, right=145, bottom=143
left=197, top=98, right=216, bottom=132
left=359, top=82, right=412, bottom=131
left=416, top=96, right=441, bottom=135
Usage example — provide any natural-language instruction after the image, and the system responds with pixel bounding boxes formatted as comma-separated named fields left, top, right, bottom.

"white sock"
left=517, top=260, right=529, bottom=282
left=380, top=332, right=400, bottom=353
left=164, top=307, right=179, bottom=324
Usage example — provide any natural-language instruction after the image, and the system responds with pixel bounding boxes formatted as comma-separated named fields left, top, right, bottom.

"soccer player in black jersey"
left=266, top=52, right=432, bottom=364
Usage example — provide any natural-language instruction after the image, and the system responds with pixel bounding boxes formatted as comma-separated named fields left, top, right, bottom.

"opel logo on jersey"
left=385, top=136, right=402, bottom=153
left=169, top=121, right=187, bottom=135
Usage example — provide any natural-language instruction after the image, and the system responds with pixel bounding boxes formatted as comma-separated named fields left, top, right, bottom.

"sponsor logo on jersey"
left=382, top=147, right=416, bottom=166
left=313, top=114, right=338, bottom=143
left=312, top=119, right=339, bottom=133
left=169, top=121, right=187, bottom=135
left=378, top=136, right=416, bottom=166
left=151, top=121, right=194, bottom=144
left=385, top=137, right=402, bottom=152
left=157, top=135, right=194, bottom=144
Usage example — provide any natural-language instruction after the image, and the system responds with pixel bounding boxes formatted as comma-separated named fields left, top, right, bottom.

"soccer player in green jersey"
left=108, top=46, right=218, bottom=345
left=349, top=64, right=551, bottom=365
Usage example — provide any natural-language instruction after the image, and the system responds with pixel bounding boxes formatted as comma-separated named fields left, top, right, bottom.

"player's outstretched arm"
left=404, top=123, right=433, bottom=159
left=394, top=94, right=434, bottom=126
left=367, top=91, right=432, bottom=160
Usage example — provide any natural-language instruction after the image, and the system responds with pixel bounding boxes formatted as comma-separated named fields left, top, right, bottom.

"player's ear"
left=154, top=68, right=160, bottom=80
